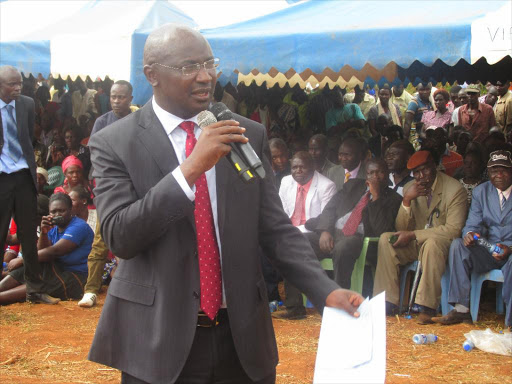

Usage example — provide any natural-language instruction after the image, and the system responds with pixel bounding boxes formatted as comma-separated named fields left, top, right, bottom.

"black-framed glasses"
left=152, top=58, right=219, bottom=76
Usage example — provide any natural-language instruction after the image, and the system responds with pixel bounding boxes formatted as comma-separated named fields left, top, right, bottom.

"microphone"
left=197, top=110, right=256, bottom=183
left=209, top=103, right=266, bottom=180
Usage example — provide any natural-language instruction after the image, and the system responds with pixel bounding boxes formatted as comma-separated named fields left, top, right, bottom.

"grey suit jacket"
left=326, top=162, right=366, bottom=191
left=0, top=95, right=37, bottom=188
left=87, top=101, right=339, bottom=383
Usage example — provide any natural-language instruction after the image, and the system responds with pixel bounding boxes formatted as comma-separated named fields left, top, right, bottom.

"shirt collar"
left=152, top=96, right=199, bottom=136
left=0, top=98, right=15, bottom=109
left=497, top=183, right=512, bottom=200
left=345, top=162, right=361, bottom=178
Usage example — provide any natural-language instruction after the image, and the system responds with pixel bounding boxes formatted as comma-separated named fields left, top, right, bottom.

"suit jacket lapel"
left=137, top=102, right=196, bottom=231
left=305, top=173, right=318, bottom=219
left=215, top=157, right=231, bottom=239
left=428, top=174, right=443, bottom=216
left=15, top=99, right=24, bottom=143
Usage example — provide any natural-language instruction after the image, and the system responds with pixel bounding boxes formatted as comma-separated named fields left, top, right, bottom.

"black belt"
left=197, top=309, right=228, bottom=328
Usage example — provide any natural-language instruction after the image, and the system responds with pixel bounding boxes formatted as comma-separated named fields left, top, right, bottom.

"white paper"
left=313, top=292, right=386, bottom=384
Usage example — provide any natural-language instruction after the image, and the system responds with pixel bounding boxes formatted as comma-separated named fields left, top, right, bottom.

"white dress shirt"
left=152, top=97, right=226, bottom=305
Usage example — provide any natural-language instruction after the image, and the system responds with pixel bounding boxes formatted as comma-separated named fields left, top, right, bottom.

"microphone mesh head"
left=210, top=102, right=233, bottom=121
left=197, top=110, right=217, bottom=128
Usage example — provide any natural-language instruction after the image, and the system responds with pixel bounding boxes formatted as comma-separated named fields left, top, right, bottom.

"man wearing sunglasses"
left=88, top=24, right=363, bottom=384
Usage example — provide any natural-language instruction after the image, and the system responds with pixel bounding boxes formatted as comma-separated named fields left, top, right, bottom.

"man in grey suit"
left=433, top=150, right=512, bottom=328
left=88, top=25, right=363, bottom=384
left=0, top=65, right=58, bottom=304
left=326, top=137, right=366, bottom=191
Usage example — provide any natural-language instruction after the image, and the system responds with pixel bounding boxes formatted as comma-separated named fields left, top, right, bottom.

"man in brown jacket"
left=373, top=151, right=468, bottom=324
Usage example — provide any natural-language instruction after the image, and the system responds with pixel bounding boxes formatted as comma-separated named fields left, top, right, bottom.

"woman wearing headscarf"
left=54, top=156, right=95, bottom=209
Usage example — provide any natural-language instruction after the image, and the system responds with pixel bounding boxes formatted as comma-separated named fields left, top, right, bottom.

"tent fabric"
left=0, top=40, right=51, bottom=76
left=3, top=0, right=197, bottom=104
left=203, top=0, right=512, bottom=87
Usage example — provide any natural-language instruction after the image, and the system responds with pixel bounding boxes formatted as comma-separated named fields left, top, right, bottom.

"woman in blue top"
left=0, top=193, right=94, bottom=305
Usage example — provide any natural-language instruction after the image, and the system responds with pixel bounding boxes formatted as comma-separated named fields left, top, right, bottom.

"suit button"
left=194, top=251, right=198, bottom=258
left=193, top=291, right=199, bottom=299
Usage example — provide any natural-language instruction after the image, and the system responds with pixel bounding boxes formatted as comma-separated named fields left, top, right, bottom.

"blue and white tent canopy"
left=0, top=0, right=197, bottom=104
left=202, top=0, right=512, bottom=89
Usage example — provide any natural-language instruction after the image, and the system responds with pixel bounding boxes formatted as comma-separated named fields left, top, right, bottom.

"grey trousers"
left=448, top=238, right=512, bottom=326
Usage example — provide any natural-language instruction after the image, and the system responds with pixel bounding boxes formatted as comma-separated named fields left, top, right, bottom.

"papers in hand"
left=313, top=292, right=386, bottom=384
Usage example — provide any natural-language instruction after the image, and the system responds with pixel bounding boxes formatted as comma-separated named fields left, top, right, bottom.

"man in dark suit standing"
left=88, top=25, right=363, bottom=384
left=0, top=65, right=58, bottom=304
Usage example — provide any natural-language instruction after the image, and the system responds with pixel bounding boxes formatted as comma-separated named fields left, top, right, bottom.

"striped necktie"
left=344, top=172, right=350, bottom=183
left=3, top=104, right=23, bottom=162
left=500, top=192, right=507, bottom=211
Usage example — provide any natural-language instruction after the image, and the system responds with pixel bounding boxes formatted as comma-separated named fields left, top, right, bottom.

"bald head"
left=143, top=24, right=207, bottom=66
left=0, top=65, right=22, bottom=103
left=142, top=24, right=217, bottom=119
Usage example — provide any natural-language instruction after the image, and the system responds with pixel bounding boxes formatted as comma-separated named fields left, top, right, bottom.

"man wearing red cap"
left=373, top=150, right=468, bottom=324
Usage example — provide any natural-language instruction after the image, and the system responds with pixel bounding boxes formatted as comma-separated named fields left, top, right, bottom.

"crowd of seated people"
left=2, top=70, right=512, bottom=331
left=252, top=80, right=511, bottom=329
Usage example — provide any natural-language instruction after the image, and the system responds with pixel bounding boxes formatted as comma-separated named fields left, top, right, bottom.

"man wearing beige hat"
left=433, top=150, right=512, bottom=329
left=458, top=84, right=496, bottom=142
left=373, top=150, right=468, bottom=324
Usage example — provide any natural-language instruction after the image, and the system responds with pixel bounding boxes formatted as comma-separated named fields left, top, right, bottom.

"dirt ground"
left=1, top=290, right=510, bottom=384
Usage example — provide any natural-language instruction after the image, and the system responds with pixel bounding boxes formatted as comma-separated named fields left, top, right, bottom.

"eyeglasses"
left=152, top=58, right=219, bottom=76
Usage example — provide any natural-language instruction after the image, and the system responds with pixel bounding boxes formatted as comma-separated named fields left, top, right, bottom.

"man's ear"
left=143, top=65, right=158, bottom=87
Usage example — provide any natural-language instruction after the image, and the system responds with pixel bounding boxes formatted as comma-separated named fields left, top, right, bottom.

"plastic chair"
left=399, top=260, right=418, bottom=313
left=349, top=237, right=379, bottom=294
left=470, top=269, right=504, bottom=322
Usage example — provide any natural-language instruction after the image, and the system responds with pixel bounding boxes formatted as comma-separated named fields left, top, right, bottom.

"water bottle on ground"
left=412, top=334, right=438, bottom=344
left=464, top=328, right=512, bottom=356
left=2, top=262, right=7, bottom=271
left=473, top=234, right=504, bottom=255
left=269, top=300, right=279, bottom=313
left=463, top=339, right=475, bottom=351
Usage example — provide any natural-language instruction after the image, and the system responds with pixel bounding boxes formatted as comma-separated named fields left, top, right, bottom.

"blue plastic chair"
left=470, top=269, right=504, bottom=322
left=399, top=261, right=418, bottom=313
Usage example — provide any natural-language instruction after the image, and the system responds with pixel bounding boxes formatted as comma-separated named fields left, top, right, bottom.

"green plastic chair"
left=349, top=237, right=379, bottom=294
left=302, top=237, right=378, bottom=306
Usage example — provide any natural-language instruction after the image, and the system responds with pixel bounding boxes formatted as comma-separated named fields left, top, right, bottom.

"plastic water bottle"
left=473, top=234, right=504, bottom=255
left=412, top=334, right=438, bottom=344
left=269, top=300, right=279, bottom=313
left=2, top=262, right=7, bottom=271
left=463, top=339, right=475, bottom=351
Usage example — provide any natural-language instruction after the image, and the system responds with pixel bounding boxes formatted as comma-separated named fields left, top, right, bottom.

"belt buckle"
left=197, top=312, right=219, bottom=328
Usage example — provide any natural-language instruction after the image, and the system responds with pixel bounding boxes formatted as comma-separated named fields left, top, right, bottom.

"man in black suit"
left=306, top=158, right=402, bottom=289
left=0, top=65, right=58, bottom=304
left=88, top=25, right=363, bottom=384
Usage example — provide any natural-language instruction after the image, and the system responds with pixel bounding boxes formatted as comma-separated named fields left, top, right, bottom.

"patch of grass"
left=0, top=312, right=22, bottom=325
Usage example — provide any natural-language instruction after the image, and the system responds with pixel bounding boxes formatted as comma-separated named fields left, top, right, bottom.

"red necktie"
left=291, top=185, right=306, bottom=226
left=342, top=192, right=370, bottom=236
left=180, top=121, right=222, bottom=320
